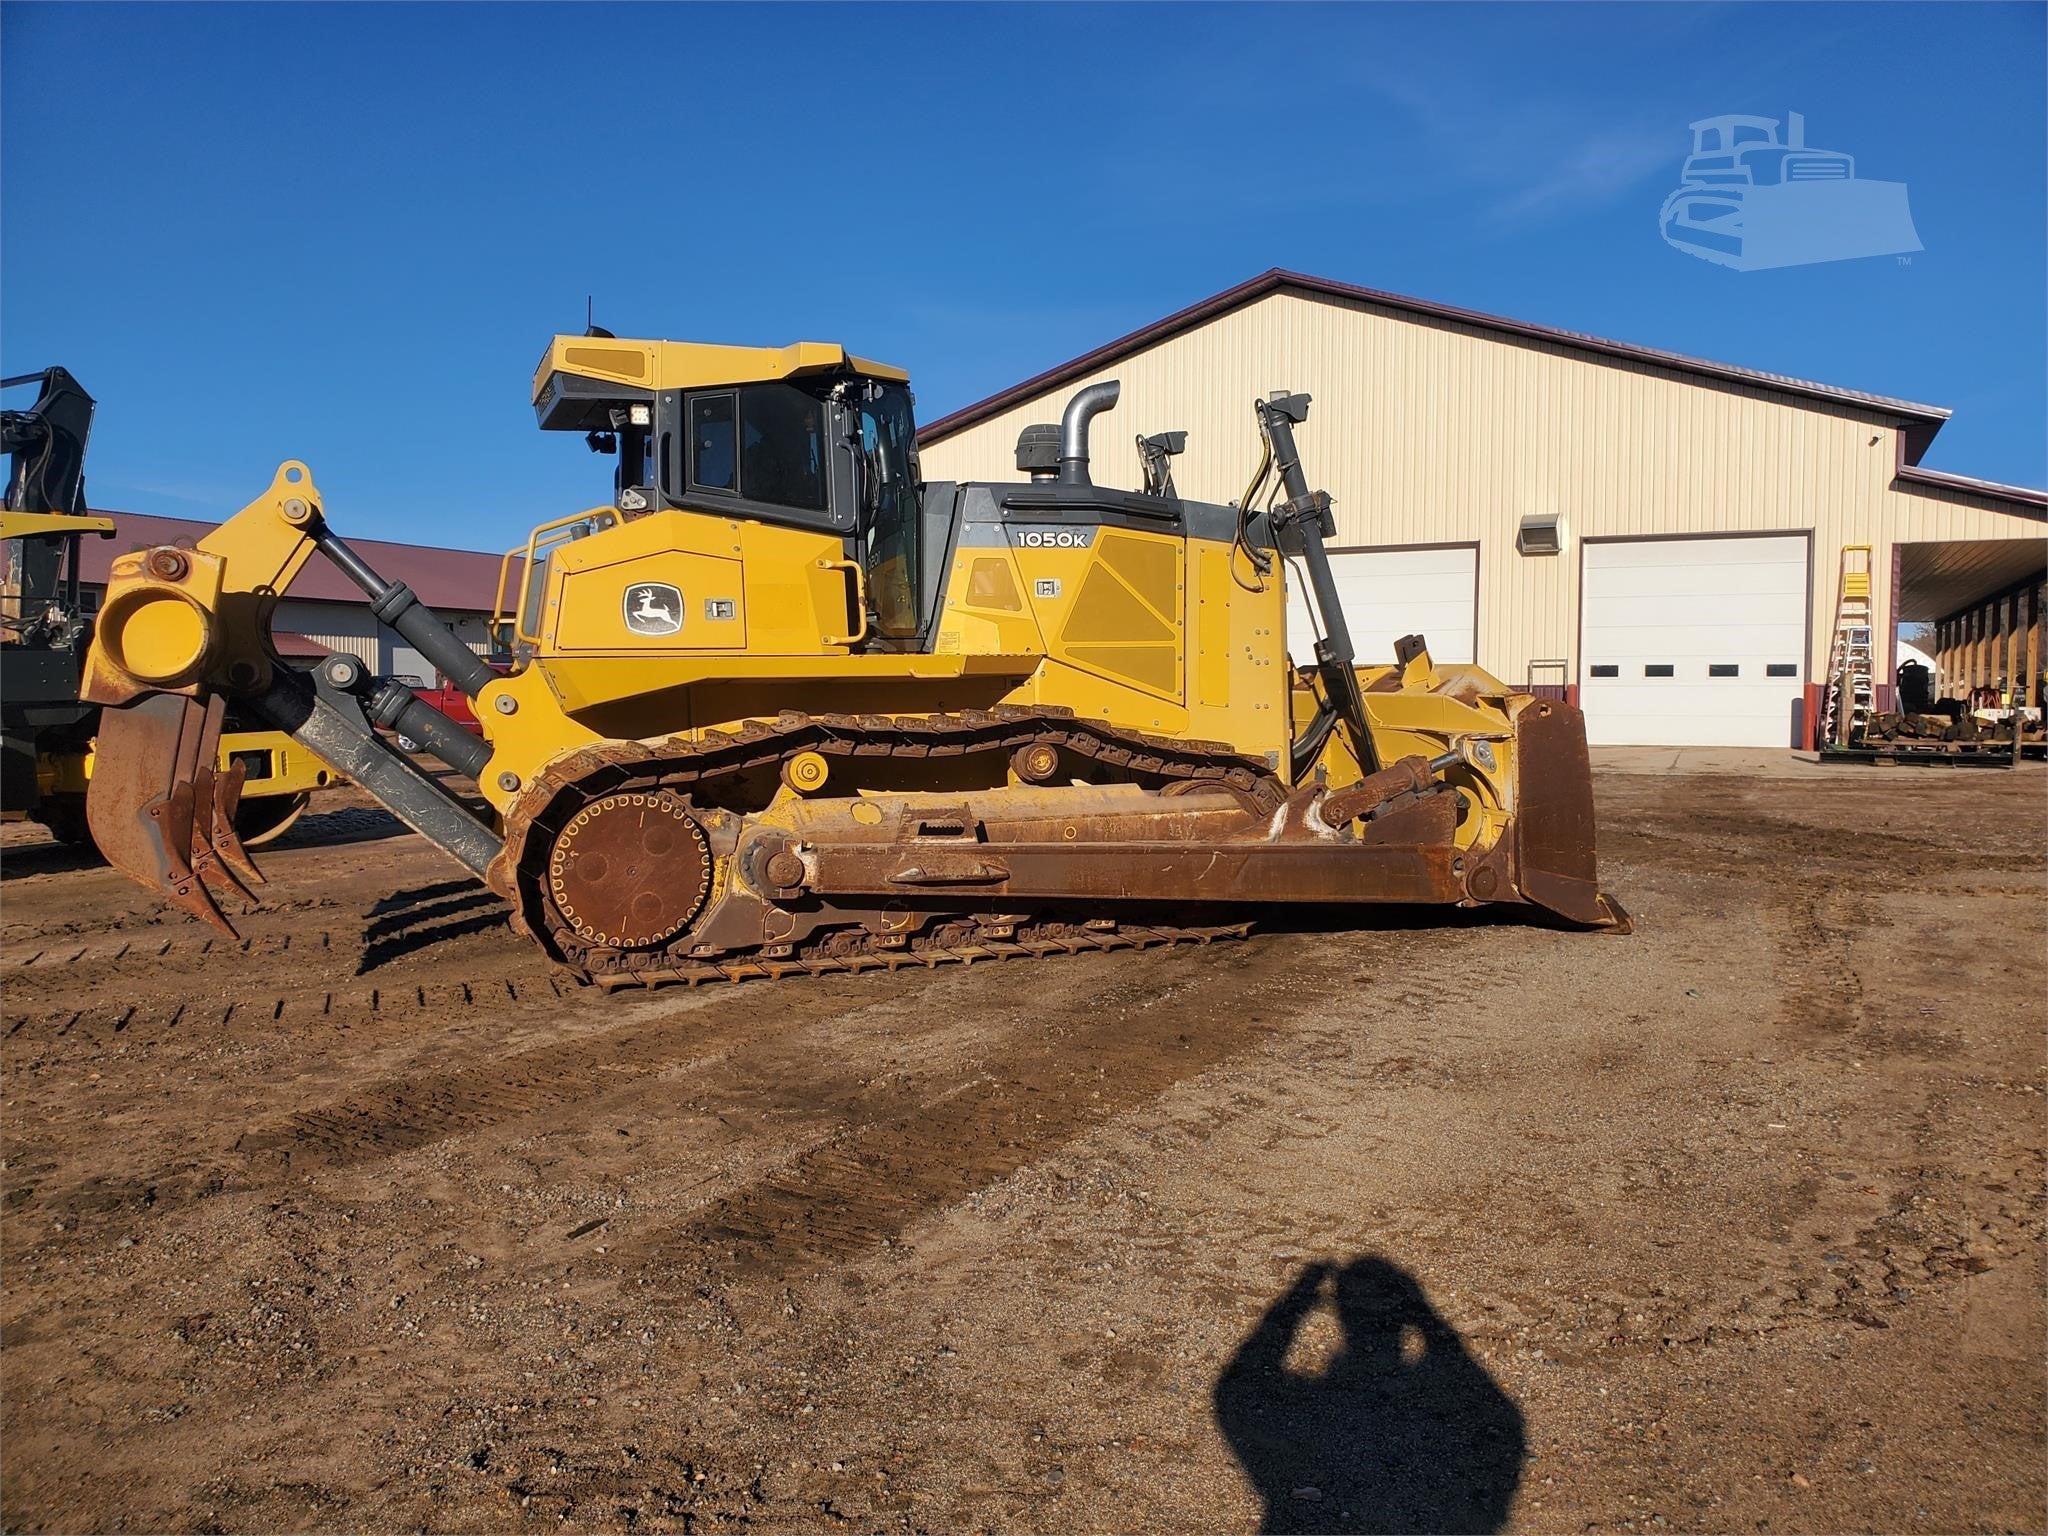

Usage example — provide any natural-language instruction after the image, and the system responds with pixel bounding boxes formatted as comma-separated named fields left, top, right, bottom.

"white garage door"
left=1286, top=546, right=1476, bottom=669
left=383, top=640, right=433, bottom=687
left=1581, top=536, right=1807, bottom=747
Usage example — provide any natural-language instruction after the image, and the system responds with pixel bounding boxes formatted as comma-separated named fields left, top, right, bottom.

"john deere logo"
left=623, top=582, right=682, bottom=636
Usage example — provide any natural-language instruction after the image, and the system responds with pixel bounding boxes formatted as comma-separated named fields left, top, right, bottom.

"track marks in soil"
left=3, top=968, right=569, bottom=1053
left=231, top=1009, right=738, bottom=1174
left=648, top=938, right=1424, bottom=1281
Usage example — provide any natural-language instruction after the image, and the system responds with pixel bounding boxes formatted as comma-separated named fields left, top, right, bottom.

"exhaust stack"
left=1058, top=380, right=1120, bottom=486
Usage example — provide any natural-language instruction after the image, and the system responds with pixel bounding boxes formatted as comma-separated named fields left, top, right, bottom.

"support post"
left=1996, top=594, right=2011, bottom=703
left=2027, top=584, right=2043, bottom=710
left=2007, top=592, right=2024, bottom=704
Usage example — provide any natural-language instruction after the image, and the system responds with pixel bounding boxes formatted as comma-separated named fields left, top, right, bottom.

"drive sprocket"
left=546, top=789, right=711, bottom=950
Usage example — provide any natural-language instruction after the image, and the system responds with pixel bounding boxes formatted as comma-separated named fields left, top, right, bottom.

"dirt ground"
left=3, top=757, right=2042, bottom=1535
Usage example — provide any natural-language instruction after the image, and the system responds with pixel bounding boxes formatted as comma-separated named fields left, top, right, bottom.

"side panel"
left=555, top=551, right=747, bottom=651
left=932, top=512, right=1290, bottom=765
left=1022, top=526, right=1186, bottom=702
left=539, top=510, right=847, bottom=657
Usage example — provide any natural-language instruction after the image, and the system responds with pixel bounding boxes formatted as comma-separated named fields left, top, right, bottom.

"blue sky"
left=4, top=2, right=2043, bottom=548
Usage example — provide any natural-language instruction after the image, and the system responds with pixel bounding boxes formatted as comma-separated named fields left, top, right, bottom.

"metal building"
left=917, top=270, right=2046, bottom=749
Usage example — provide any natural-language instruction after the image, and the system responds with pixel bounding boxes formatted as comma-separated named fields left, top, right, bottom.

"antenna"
left=583, top=296, right=614, bottom=340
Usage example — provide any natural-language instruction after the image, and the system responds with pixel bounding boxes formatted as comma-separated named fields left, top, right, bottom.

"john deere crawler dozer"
left=80, top=334, right=1626, bottom=986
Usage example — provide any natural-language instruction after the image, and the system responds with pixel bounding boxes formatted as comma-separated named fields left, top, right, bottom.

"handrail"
left=817, top=558, right=869, bottom=648
left=508, top=509, right=618, bottom=647
left=491, top=545, right=527, bottom=639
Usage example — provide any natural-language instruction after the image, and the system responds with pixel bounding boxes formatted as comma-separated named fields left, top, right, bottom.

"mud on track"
left=3, top=767, right=2043, bottom=1533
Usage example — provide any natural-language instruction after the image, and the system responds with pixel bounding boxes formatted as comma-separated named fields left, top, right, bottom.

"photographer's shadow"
left=1214, top=1255, right=1524, bottom=1534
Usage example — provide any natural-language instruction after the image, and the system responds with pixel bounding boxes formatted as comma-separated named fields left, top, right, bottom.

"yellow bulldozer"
left=78, top=332, right=1627, bottom=987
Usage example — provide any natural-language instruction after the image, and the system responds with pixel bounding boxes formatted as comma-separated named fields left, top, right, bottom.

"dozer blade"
left=1511, top=697, right=1631, bottom=932
left=86, top=691, right=258, bottom=936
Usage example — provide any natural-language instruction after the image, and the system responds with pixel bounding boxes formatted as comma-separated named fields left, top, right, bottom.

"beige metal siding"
left=919, top=290, right=2042, bottom=686
left=275, top=599, right=494, bottom=669
left=275, top=599, right=380, bottom=665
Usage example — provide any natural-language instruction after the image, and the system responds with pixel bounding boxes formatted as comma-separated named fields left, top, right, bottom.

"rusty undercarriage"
left=493, top=703, right=1626, bottom=992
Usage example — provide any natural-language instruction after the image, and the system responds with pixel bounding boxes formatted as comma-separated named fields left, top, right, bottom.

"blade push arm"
left=1255, top=394, right=1380, bottom=779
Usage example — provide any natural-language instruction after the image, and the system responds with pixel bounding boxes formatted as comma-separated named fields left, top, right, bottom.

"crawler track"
left=501, top=707, right=1283, bottom=990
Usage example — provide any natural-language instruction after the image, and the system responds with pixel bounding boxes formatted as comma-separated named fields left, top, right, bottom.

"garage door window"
left=1591, top=664, right=1619, bottom=678
left=1709, top=664, right=1740, bottom=677
left=1645, top=664, right=1674, bottom=677
left=1767, top=663, right=1798, bottom=677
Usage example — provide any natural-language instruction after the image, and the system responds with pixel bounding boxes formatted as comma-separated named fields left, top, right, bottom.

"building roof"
left=1897, top=537, right=2048, bottom=624
left=1891, top=460, right=2047, bottom=512
left=77, top=511, right=505, bottom=612
left=917, top=267, right=1959, bottom=459
left=272, top=631, right=334, bottom=659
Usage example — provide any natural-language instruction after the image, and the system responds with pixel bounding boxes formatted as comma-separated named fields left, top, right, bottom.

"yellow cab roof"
left=532, top=336, right=909, bottom=405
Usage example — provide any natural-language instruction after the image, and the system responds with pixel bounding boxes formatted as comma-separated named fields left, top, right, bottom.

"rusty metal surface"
left=85, top=692, right=240, bottom=935
left=1510, top=697, right=1630, bottom=930
left=1318, top=755, right=1438, bottom=827
left=207, top=758, right=266, bottom=887
left=545, top=790, right=711, bottom=949
left=808, top=839, right=1462, bottom=906
left=491, top=708, right=1517, bottom=990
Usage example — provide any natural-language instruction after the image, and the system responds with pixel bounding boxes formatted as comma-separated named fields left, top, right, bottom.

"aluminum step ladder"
left=1821, top=545, right=1876, bottom=748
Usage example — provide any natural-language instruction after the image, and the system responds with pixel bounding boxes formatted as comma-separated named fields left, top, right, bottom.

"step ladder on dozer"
left=1821, top=544, right=1875, bottom=748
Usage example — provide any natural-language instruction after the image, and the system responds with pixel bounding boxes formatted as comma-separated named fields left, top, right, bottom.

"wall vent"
left=1517, top=513, right=1565, bottom=556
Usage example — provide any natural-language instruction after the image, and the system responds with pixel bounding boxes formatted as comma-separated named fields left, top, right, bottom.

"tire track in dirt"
left=229, top=1006, right=760, bottom=1174
left=227, top=942, right=1251, bottom=1194
left=636, top=932, right=1435, bottom=1282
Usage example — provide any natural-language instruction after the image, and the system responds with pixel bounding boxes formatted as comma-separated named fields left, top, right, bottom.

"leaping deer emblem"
left=624, top=583, right=682, bottom=634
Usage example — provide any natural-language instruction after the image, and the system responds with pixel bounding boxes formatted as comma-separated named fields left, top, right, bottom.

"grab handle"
left=818, top=558, right=869, bottom=648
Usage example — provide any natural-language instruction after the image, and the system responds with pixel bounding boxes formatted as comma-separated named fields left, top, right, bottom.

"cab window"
left=738, top=384, right=828, bottom=512
left=684, top=385, right=828, bottom=513
left=860, top=383, right=921, bottom=639
left=689, top=394, right=736, bottom=491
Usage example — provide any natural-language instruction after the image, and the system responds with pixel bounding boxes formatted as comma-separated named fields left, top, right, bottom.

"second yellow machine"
left=80, top=332, right=1627, bottom=985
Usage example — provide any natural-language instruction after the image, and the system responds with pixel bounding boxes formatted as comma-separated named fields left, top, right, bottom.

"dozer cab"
left=79, top=332, right=1626, bottom=987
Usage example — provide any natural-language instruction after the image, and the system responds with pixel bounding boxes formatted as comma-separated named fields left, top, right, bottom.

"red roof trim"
left=916, top=267, right=1957, bottom=447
